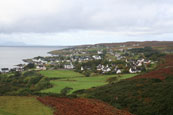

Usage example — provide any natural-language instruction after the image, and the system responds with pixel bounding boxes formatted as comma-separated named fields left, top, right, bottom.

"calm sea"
left=0, top=46, right=64, bottom=69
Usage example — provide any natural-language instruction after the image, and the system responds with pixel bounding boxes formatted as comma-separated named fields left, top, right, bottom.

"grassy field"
left=118, top=74, right=137, bottom=80
left=40, top=70, right=84, bottom=78
left=0, top=96, right=53, bottom=115
left=41, top=75, right=115, bottom=94
left=40, top=70, right=137, bottom=94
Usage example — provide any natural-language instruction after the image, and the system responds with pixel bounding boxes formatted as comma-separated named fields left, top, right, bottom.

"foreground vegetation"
left=74, top=55, right=173, bottom=115
left=0, top=96, right=53, bottom=115
left=0, top=42, right=172, bottom=115
left=0, top=71, right=52, bottom=95
left=0, top=69, right=136, bottom=96
left=78, top=77, right=173, bottom=115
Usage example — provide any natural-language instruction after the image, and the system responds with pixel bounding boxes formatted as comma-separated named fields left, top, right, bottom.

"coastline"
left=0, top=46, right=67, bottom=70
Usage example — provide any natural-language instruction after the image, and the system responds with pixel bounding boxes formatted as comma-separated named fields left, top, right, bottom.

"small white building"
left=102, top=67, right=111, bottom=73
left=137, top=62, right=142, bottom=67
left=81, top=66, right=84, bottom=71
left=97, top=51, right=103, bottom=54
left=116, top=69, right=122, bottom=74
left=15, top=64, right=25, bottom=72
left=129, top=68, right=136, bottom=73
left=36, top=65, right=46, bottom=70
left=92, top=55, right=102, bottom=60
left=64, top=63, right=74, bottom=69
left=96, top=64, right=102, bottom=71
left=1, top=68, right=9, bottom=73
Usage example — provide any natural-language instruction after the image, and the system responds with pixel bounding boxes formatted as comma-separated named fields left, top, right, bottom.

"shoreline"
left=0, top=46, right=67, bottom=70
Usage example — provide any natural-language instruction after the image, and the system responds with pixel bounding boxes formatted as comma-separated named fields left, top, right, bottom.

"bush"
left=60, top=87, right=73, bottom=96
left=78, top=77, right=173, bottom=115
left=83, top=71, right=91, bottom=77
left=25, top=63, right=35, bottom=69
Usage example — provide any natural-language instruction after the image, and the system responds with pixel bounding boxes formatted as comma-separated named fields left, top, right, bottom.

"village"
left=0, top=44, right=158, bottom=76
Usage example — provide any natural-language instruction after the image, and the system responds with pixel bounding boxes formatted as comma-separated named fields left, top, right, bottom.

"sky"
left=0, top=0, right=173, bottom=46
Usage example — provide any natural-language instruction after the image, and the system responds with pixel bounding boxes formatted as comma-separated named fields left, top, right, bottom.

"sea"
left=0, top=46, right=64, bottom=69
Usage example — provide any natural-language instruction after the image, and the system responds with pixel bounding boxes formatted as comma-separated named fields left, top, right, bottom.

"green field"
left=40, top=70, right=137, bottom=94
left=40, top=70, right=84, bottom=78
left=0, top=96, right=53, bottom=115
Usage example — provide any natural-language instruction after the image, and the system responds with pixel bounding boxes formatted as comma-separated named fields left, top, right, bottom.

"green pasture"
left=41, top=75, right=116, bottom=94
left=40, top=70, right=137, bottom=94
left=40, top=70, right=84, bottom=78
left=0, top=96, right=53, bottom=115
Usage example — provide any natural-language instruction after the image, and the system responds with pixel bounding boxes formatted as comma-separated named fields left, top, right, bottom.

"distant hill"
left=75, top=41, right=173, bottom=48
left=98, top=41, right=173, bottom=47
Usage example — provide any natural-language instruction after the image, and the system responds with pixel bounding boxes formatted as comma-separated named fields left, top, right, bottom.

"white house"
left=102, top=67, right=111, bottom=73
left=36, top=65, right=46, bottom=70
left=137, top=62, right=142, bottom=67
left=15, top=64, right=25, bottom=72
left=64, top=63, right=74, bottom=69
left=129, top=68, right=136, bottom=73
left=129, top=67, right=141, bottom=73
left=92, top=55, right=102, bottom=60
left=96, top=64, right=102, bottom=71
left=81, top=66, right=84, bottom=71
left=97, top=51, right=103, bottom=54
left=1, top=68, right=9, bottom=73
left=116, top=69, right=122, bottom=74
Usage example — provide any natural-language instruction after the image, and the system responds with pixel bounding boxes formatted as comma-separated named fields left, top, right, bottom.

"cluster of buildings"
left=0, top=64, right=25, bottom=73
left=95, top=64, right=122, bottom=74
left=1, top=43, right=156, bottom=75
left=79, top=58, right=152, bottom=74
left=127, top=59, right=151, bottom=73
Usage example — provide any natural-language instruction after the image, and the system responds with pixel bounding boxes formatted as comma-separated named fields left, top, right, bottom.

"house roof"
left=1, top=68, right=9, bottom=70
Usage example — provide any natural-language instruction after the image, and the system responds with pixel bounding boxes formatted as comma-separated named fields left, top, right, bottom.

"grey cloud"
left=0, top=0, right=173, bottom=35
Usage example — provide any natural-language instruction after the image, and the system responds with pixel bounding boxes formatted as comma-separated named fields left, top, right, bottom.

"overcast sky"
left=0, top=0, right=173, bottom=45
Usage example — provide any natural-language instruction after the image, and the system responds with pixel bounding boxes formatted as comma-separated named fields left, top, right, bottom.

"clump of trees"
left=24, top=63, right=35, bottom=69
left=0, top=71, right=52, bottom=96
left=129, top=47, right=165, bottom=60
left=60, top=87, right=73, bottom=96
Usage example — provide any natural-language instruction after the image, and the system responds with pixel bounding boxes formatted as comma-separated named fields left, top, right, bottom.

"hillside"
left=38, top=97, right=133, bottom=115
left=131, top=55, right=173, bottom=80
left=74, top=55, right=173, bottom=115
left=0, top=96, right=53, bottom=115
left=97, top=41, right=173, bottom=47
left=0, top=42, right=173, bottom=115
left=75, top=41, right=173, bottom=48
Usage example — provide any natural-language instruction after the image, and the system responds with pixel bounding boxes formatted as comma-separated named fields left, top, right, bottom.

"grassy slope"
left=40, top=70, right=84, bottom=78
left=77, top=55, right=173, bottom=115
left=41, top=75, right=115, bottom=94
left=40, top=69, right=136, bottom=94
left=81, top=77, right=173, bottom=115
left=38, top=97, right=133, bottom=115
left=0, top=96, right=53, bottom=115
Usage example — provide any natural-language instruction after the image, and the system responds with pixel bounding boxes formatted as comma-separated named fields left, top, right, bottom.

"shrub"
left=60, top=87, right=73, bottom=96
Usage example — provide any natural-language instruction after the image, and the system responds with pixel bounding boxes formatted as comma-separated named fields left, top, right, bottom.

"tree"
left=14, top=71, right=21, bottom=77
left=25, top=63, right=35, bottom=69
left=60, top=87, right=73, bottom=96
left=83, top=71, right=91, bottom=77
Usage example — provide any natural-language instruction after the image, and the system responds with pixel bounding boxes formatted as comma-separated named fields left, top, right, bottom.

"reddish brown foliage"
left=159, top=55, right=173, bottom=68
left=37, top=97, right=133, bottom=115
left=132, top=55, right=173, bottom=80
